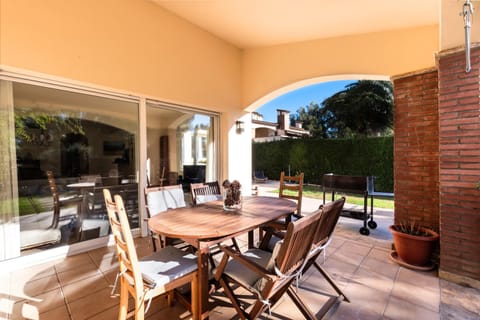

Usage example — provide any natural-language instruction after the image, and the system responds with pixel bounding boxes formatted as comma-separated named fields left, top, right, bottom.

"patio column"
left=437, top=46, right=480, bottom=286
left=392, top=69, right=440, bottom=231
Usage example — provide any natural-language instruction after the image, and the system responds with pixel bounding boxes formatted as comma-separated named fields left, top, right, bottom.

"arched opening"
left=250, top=75, right=394, bottom=235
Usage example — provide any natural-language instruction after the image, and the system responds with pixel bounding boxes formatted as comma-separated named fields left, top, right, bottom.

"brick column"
left=393, top=69, right=439, bottom=230
left=437, top=47, right=480, bottom=284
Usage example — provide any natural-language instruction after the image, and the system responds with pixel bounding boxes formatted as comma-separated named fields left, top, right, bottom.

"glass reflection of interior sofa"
left=178, top=165, right=206, bottom=191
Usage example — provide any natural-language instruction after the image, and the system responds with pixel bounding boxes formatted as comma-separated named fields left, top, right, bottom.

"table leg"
left=248, top=230, right=254, bottom=249
left=197, top=249, right=210, bottom=319
left=75, top=188, right=89, bottom=241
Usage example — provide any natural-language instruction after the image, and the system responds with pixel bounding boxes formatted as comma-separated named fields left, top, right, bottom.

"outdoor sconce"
left=235, top=120, right=244, bottom=134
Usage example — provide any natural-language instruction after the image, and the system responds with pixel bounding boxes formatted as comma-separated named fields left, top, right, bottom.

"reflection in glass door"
left=146, top=103, right=219, bottom=203
left=1, top=80, right=139, bottom=259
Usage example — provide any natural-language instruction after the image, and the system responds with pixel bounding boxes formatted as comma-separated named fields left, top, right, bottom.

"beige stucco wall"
left=0, top=0, right=242, bottom=112
left=440, top=0, right=480, bottom=50
left=0, top=0, right=245, bottom=186
left=0, top=0, right=448, bottom=194
left=242, top=25, right=439, bottom=109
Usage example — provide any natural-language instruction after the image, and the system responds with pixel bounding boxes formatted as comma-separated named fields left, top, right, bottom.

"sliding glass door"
left=0, top=77, right=220, bottom=262
left=146, top=102, right=219, bottom=200
left=1, top=80, right=139, bottom=259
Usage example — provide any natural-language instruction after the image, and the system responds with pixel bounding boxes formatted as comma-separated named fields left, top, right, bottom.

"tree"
left=291, top=102, right=329, bottom=138
left=321, top=80, right=393, bottom=138
left=291, top=80, right=393, bottom=138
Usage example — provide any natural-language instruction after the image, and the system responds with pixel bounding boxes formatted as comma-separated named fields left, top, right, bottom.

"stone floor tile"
left=337, top=241, right=373, bottom=256
left=92, top=254, right=118, bottom=273
left=54, top=253, right=93, bottom=273
left=0, top=273, right=10, bottom=299
left=101, top=268, right=118, bottom=287
left=328, top=235, right=347, bottom=249
left=440, top=279, right=480, bottom=320
left=333, top=246, right=370, bottom=267
left=324, top=255, right=360, bottom=278
left=366, top=246, right=393, bottom=262
left=396, top=266, right=439, bottom=290
left=11, top=287, right=65, bottom=317
left=0, top=295, right=15, bottom=320
left=10, top=274, right=60, bottom=300
left=357, top=255, right=399, bottom=280
left=39, top=304, right=70, bottom=320
left=351, top=265, right=395, bottom=294
left=87, top=245, right=116, bottom=264
left=85, top=305, right=119, bottom=320
left=145, top=303, right=192, bottom=320
left=61, top=273, right=110, bottom=303
left=324, top=301, right=384, bottom=320
left=10, top=301, right=39, bottom=320
left=68, top=287, right=118, bottom=320
left=391, top=279, right=440, bottom=312
left=56, top=261, right=102, bottom=287
left=342, top=281, right=390, bottom=315
left=384, top=295, right=440, bottom=320
left=10, top=262, right=56, bottom=284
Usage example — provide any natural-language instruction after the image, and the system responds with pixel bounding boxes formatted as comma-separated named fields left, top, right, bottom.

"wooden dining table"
left=147, top=195, right=297, bottom=320
left=67, top=181, right=95, bottom=217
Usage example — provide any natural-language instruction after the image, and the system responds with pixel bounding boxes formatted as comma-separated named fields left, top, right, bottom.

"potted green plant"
left=389, top=221, right=439, bottom=269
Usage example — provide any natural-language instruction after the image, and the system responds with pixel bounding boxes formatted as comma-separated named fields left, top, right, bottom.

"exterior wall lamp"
left=235, top=120, right=244, bottom=134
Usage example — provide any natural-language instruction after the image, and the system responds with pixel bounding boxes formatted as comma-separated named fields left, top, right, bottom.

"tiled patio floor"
left=1, top=188, right=479, bottom=319
left=2, top=230, right=479, bottom=319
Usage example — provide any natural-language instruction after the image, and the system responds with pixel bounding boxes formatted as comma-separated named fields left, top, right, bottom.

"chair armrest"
left=214, top=245, right=273, bottom=281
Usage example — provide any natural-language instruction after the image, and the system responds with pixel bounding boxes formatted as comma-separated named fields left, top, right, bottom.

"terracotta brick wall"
left=437, top=48, right=480, bottom=282
left=393, top=69, right=439, bottom=230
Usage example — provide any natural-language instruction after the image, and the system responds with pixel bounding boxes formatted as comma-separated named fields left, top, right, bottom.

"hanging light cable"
left=462, top=0, right=474, bottom=72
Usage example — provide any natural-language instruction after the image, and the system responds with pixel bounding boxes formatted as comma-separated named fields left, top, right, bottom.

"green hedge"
left=252, top=137, right=393, bottom=192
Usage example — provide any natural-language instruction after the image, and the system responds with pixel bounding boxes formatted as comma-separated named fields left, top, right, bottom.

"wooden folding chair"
left=279, top=171, right=304, bottom=217
left=144, top=184, right=187, bottom=251
left=104, top=189, right=198, bottom=320
left=190, top=181, right=223, bottom=205
left=262, top=197, right=350, bottom=318
left=303, top=197, right=350, bottom=317
left=190, top=181, right=241, bottom=268
left=214, top=207, right=323, bottom=320
left=261, top=171, right=304, bottom=234
left=46, top=170, right=83, bottom=228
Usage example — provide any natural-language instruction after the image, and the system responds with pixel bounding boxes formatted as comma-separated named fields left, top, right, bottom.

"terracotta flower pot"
left=389, top=225, right=439, bottom=267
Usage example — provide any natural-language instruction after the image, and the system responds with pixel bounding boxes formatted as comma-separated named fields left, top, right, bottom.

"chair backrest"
left=312, top=197, right=345, bottom=250
left=254, top=170, right=268, bottom=180
left=279, top=171, right=304, bottom=215
left=274, top=208, right=322, bottom=275
left=46, top=170, right=61, bottom=228
left=79, top=174, right=102, bottom=185
left=103, top=189, right=144, bottom=297
left=190, top=181, right=222, bottom=205
left=144, top=184, right=186, bottom=218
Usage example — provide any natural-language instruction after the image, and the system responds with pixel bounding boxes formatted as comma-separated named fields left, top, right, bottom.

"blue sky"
left=255, top=80, right=355, bottom=122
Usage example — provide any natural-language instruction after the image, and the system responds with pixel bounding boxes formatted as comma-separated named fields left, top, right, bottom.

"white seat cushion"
left=147, top=190, right=168, bottom=215
left=195, top=194, right=222, bottom=204
left=20, top=229, right=61, bottom=250
left=81, top=219, right=111, bottom=237
left=163, top=188, right=186, bottom=209
left=147, top=189, right=186, bottom=217
left=224, top=248, right=272, bottom=291
left=140, top=246, right=197, bottom=288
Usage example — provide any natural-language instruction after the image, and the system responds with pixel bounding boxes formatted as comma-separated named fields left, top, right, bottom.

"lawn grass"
left=271, top=185, right=394, bottom=209
left=18, top=197, right=45, bottom=216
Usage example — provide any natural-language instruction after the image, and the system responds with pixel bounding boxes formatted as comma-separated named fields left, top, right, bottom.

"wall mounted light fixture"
left=235, top=120, right=244, bottom=134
